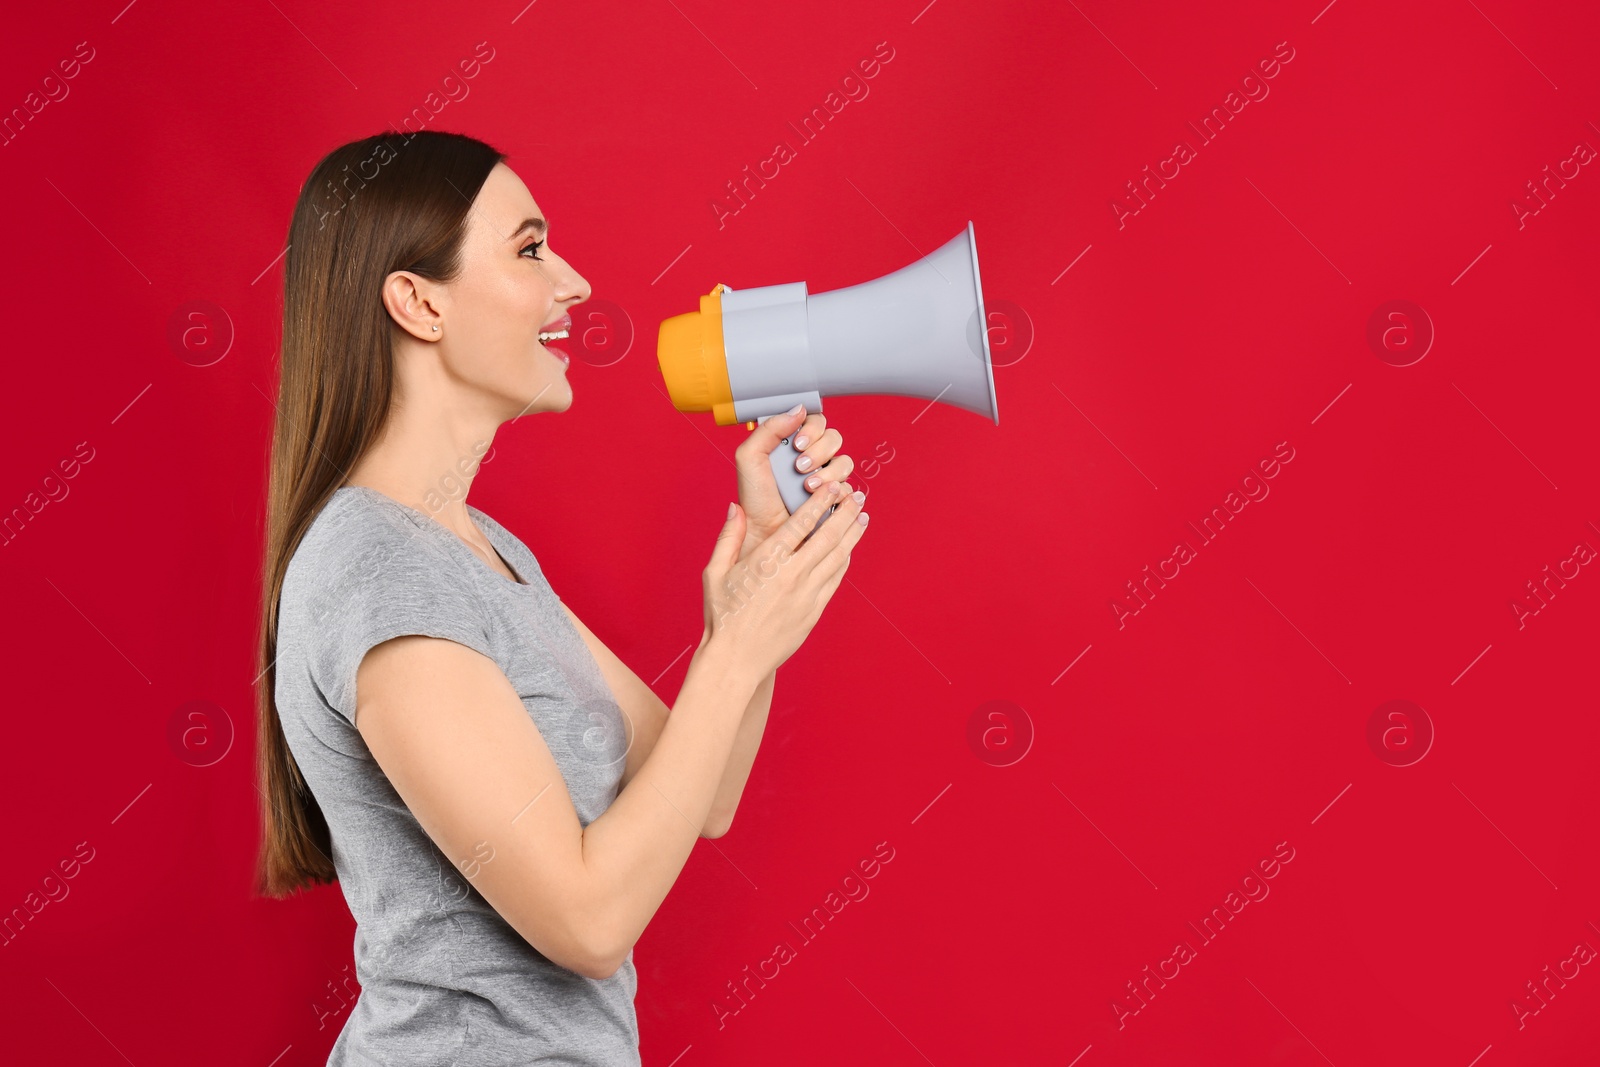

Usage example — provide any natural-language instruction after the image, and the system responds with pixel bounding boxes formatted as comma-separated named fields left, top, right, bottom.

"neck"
left=344, top=384, right=499, bottom=538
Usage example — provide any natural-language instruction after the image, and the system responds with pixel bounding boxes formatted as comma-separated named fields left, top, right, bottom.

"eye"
left=520, top=239, right=545, bottom=262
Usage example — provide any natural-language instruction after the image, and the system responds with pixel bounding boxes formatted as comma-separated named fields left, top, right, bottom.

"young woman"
left=254, top=130, right=869, bottom=1065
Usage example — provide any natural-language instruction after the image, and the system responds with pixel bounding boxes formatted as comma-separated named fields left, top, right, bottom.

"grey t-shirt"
left=275, top=485, right=639, bottom=1065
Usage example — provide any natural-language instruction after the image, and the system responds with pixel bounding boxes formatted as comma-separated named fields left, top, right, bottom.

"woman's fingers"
left=764, top=479, right=845, bottom=563
left=801, top=452, right=855, bottom=493
left=810, top=491, right=869, bottom=596
left=793, top=482, right=867, bottom=577
left=791, top=413, right=827, bottom=452
left=792, top=427, right=843, bottom=476
left=815, top=540, right=855, bottom=603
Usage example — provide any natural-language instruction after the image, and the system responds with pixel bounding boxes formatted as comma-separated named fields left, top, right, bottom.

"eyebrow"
left=511, top=217, right=546, bottom=241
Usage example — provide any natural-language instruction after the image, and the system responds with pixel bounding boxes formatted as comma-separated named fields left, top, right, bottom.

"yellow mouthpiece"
left=656, top=283, right=740, bottom=426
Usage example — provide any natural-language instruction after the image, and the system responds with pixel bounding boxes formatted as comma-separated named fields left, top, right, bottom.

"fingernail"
left=805, top=475, right=821, bottom=490
left=857, top=511, right=870, bottom=526
left=787, top=403, right=804, bottom=416
left=796, top=456, right=813, bottom=472
left=828, top=481, right=842, bottom=496
left=793, top=435, right=809, bottom=450
left=851, top=491, right=865, bottom=506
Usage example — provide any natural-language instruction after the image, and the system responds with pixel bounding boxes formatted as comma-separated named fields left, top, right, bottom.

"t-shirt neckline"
left=336, top=484, right=533, bottom=589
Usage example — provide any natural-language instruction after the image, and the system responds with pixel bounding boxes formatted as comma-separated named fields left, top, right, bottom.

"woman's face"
left=407, top=161, right=591, bottom=421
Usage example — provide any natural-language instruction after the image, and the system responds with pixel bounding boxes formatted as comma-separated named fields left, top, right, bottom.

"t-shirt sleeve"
left=306, top=525, right=497, bottom=725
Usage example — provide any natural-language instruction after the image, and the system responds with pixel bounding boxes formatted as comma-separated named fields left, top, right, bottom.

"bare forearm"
left=704, top=667, right=775, bottom=835
left=577, top=636, right=759, bottom=971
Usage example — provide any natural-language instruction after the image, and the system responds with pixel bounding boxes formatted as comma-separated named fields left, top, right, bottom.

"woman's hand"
left=734, top=404, right=857, bottom=559
left=701, top=484, right=869, bottom=678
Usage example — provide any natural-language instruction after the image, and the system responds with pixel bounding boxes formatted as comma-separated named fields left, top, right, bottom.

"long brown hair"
left=255, top=130, right=506, bottom=897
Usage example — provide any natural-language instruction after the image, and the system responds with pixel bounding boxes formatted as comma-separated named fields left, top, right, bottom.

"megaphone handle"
left=768, top=438, right=835, bottom=537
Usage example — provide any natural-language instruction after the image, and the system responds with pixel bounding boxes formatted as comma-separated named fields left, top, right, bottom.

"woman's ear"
left=382, top=270, right=444, bottom=341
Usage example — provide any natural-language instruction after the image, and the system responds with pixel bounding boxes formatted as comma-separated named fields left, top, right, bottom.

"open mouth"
left=539, top=314, right=572, bottom=365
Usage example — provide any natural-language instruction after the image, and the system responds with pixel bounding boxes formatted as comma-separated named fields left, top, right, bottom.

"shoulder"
left=285, top=487, right=461, bottom=609
left=282, top=487, right=494, bottom=723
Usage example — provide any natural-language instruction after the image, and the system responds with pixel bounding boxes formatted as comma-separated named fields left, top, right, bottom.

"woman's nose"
left=551, top=253, right=591, bottom=303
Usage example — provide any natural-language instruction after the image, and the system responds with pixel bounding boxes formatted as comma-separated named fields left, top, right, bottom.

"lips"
left=538, top=312, right=573, bottom=366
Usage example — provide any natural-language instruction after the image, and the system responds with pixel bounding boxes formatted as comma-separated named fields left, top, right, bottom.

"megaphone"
left=656, top=221, right=999, bottom=526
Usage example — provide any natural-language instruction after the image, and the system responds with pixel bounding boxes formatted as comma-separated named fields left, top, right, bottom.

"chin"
left=510, top=373, right=573, bottom=415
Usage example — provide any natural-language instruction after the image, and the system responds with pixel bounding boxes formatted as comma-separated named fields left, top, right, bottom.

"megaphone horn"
left=657, top=221, right=998, bottom=521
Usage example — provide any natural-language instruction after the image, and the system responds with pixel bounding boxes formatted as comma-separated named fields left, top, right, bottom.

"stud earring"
left=431, top=325, right=439, bottom=332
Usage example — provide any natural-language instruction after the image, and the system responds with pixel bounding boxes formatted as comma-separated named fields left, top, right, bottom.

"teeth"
left=538, top=328, right=570, bottom=342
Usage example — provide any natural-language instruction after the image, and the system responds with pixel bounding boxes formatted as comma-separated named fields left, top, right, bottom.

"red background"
left=3, top=0, right=1598, bottom=1063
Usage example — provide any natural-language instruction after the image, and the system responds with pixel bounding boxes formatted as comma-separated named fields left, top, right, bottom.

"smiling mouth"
left=539, top=311, right=572, bottom=342
left=538, top=311, right=573, bottom=365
